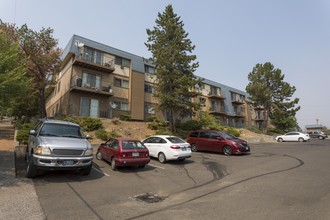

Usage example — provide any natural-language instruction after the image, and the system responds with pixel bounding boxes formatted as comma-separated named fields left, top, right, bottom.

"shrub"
left=16, top=122, right=35, bottom=145
left=175, top=120, right=202, bottom=131
left=208, top=124, right=224, bottom=131
left=95, top=129, right=109, bottom=141
left=79, top=116, right=102, bottom=131
left=226, top=127, right=241, bottom=137
left=119, top=114, right=131, bottom=121
left=146, top=116, right=160, bottom=122
left=109, top=130, right=121, bottom=138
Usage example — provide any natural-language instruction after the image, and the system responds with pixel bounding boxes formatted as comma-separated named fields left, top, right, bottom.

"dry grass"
left=87, top=119, right=276, bottom=144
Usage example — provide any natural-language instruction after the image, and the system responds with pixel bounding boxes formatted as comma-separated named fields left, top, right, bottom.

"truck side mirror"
left=29, top=130, right=36, bottom=136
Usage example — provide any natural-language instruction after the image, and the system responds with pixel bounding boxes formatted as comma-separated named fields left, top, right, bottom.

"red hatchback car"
left=96, top=138, right=150, bottom=170
left=187, top=130, right=250, bottom=156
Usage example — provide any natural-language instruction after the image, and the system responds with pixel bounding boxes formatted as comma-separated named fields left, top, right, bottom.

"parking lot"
left=15, top=139, right=330, bottom=220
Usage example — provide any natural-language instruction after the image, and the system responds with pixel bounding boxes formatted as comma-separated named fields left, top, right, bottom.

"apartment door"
left=80, top=97, right=99, bottom=118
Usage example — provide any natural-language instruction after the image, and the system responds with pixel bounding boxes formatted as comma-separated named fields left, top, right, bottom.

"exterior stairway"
left=0, top=118, right=16, bottom=151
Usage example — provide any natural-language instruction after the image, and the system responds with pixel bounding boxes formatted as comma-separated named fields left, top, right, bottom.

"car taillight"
left=170, top=145, right=181, bottom=149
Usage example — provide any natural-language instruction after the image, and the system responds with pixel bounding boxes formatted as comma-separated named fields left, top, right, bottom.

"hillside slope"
left=88, top=119, right=276, bottom=144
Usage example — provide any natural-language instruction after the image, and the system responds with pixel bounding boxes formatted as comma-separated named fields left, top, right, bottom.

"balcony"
left=73, top=51, right=115, bottom=73
left=255, top=116, right=265, bottom=121
left=231, top=98, right=245, bottom=105
left=234, top=111, right=246, bottom=118
left=254, top=105, right=264, bottom=110
left=209, top=106, right=226, bottom=115
left=207, top=93, right=225, bottom=100
left=70, top=78, right=114, bottom=96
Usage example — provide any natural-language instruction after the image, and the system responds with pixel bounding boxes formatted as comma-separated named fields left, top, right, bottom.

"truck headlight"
left=84, top=148, right=93, bottom=156
left=35, top=146, right=51, bottom=155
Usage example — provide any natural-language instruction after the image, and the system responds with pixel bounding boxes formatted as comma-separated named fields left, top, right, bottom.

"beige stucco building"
left=46, top=35, right=265, bottom=129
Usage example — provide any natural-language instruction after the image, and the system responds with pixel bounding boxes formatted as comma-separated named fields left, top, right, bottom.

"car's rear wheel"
left=158, top=152, right=166, bottom=163
left=298, top=137, right=304, bottom=142
left=96, top=151, right=102, bottom=160
left=277, top=138, right=283, bottom=142
left=191, top=143, right=198, bottom=152
left=26, top=155, right=38, bottom=178
left=319, top=136, right=324, bottom=140
left=223, top=145, right=232, bottom=156
left=111, top=157, right=117, bottom=171
left=80, top=164, right=92, bottom=175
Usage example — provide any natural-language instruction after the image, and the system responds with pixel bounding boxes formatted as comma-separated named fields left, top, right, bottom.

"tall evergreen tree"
left=145, top=5, right=202, bottom=132
left=246, top=62, right=300, bottom=133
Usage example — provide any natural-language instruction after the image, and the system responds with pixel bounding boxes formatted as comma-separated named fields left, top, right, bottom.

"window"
left=144, top=137, right=165, bottom=144
left=80, top=98, right=99, bottom=117
left=199, top=97, right=206, bottom=104
left=115, top=56, right=131, bottom=67
left=84, top=47, right=103, bottom=64
left=211, top=100, right=219, bottom=111
left=145, top=65, right=155, bottom=74
left=189, top=132, right=199, bottom=137
left=82, top=72, right=101, bottom=89
left=210, top=86, right=218, bottom=95
left=210, top=132, right=220, bottom=139
left=144, top=84, right=155, bottom=93
left=199, top=132, right=209, bottom=138
left=114, top=78, right=129, bottom=88
left=113, top=101, right=128, bottom=111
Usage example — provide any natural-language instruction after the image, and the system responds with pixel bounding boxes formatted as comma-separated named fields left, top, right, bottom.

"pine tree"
left=246, top=62, right=300, bottom=133
left=145, top=5, right=202, bottom=132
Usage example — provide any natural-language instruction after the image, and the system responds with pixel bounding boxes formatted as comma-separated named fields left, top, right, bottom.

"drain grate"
left=134, top=192, right=164, bottom=203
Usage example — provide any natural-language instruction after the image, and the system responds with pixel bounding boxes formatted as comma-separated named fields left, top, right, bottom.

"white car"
left=142, top=135, right=191, bottom=163
left=275, top=132, right=310, bottom=142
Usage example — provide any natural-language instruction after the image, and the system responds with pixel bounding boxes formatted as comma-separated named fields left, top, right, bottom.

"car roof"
left=147, top=135, right=178, bottom=138
left=42, top=119, right=80, bottom=127
left=111, top=137, right=140, bottom=141
left=190, top=130, right=221, bottom=132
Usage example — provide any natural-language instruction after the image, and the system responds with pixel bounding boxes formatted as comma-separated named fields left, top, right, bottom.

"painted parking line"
left=92, top=166, right=110, bottom=176
left=148, top=163, right=165, bottom=170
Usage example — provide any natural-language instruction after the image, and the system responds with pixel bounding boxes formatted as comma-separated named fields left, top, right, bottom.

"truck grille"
left=53, top=149, right=84, bottom=156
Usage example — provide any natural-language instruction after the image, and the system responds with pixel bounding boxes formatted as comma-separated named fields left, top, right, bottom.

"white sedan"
left=275, top=132, right=310, bottom=142
left=142, top=135, right=191, bottom=163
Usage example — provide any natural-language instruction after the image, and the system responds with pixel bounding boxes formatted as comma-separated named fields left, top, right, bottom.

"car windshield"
left=166, top=137, right=186, bottom=143
left=122, top=141, right=146, bottom=149
left=219, top=131, right=237, bottom=140
left=39, top=123, right=84, bottom=138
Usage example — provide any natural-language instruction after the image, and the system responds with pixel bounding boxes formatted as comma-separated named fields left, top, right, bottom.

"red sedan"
left=96, top=137, right=150, bottom=171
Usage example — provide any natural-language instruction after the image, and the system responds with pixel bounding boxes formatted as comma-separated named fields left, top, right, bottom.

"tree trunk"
left=262, top=107, right=269, bottom=134
left=38, top=89, right=47, bottom=118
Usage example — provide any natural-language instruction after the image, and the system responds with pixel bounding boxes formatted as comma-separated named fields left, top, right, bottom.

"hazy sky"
left=1, top=0, right=330, bottom=129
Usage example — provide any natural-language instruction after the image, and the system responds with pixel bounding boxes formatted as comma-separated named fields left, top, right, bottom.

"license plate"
left=132, top=152, right=139, bottom=157
left=182, top=147, right=187, bottom=151
left=63, top=160, right=74, bottom=165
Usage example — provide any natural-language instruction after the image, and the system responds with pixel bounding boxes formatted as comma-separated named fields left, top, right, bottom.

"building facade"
left=46, top=35, right=264, bottom=128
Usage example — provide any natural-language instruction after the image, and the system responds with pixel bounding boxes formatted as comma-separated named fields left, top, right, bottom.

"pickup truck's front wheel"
left=26, top=155, right=38, bottom=178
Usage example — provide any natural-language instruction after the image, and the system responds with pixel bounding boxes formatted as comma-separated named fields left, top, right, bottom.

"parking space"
left=14, top=139, right=330, bottom=219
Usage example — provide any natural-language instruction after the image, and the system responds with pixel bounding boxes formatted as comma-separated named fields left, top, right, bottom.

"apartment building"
left=46, top=35, right=264, bottom=128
